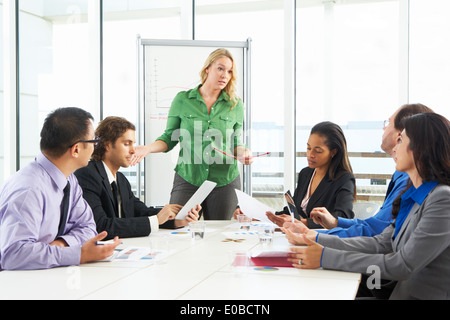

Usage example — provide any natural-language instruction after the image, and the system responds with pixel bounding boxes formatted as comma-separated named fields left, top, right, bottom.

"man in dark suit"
left=75, top=116, right=200, bottom=239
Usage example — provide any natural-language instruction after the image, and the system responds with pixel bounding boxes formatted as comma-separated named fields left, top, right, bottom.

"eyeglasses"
left=68, top=136, right=100, bottom=148
left=383, top=119, right=390, bottom=128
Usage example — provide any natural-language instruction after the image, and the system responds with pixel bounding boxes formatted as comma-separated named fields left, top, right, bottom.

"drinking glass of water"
left=189, top=221, right=206, bottom=240
left=256, top=224, right=274, bottom=245
left=237, top=214, right=252, bottom=231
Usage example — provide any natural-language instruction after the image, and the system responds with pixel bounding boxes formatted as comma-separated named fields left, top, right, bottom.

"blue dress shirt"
left=393, top=180, right=439, bottom=239
left=0, top=152, right=97, bottom=270
left=317, top=171, right=409, bottom=238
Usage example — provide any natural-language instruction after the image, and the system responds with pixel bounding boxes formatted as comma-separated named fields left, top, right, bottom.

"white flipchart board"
left=137, top=39, right=251, bottom=206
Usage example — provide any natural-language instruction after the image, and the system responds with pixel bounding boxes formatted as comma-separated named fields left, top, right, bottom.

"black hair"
left=92, top=116, right=135, bottom=161
left=310, top=121, right=353, bottom=179
left=391, top=113, right=450, bottom=220
left=40, top=107, right=94, bottom=158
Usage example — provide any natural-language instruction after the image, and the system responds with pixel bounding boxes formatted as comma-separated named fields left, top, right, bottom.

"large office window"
left=4, top=0, right=450, bottom=199
left=18, top=0, right=97, bottom=168
left=296, top=0, right=399, bottom=204
left=409, top=0, right=450, bottom=119
left=102, top=0, right=183, bottom=197
left=102, top=0, right=183, bottom=120
left=196, top=0, right=285, bottom=209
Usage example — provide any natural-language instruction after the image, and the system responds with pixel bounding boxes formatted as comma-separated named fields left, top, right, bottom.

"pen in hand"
left=95, top=240, right=123, bottom=245
left=252, top=152, right=270, bottom=158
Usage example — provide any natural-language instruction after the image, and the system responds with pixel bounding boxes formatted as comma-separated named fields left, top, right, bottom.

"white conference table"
left=0, top=220, right=361, bottom=300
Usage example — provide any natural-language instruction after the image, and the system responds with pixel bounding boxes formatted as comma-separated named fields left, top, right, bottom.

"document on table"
left=235, top=189, right=277, bottom=224
left=155, top=226, right=190, bottom=237
left=154, top=226, right=217, bottom=236
left=98, top=247, right=153, bottom=262
left=115, top=247, right=155, bottom=261
left=222, top=231, right=258, bottom=239
left=100, top=247, right=171, bottom=261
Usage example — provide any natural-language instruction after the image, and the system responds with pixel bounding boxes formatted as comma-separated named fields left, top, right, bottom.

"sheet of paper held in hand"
left=235, top=189, right=277, bottom=225
left=175, top=180, right=217, bottom=219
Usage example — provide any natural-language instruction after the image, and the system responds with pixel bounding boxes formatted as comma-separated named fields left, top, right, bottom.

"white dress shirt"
left=102, top=161, right=159, bottom=233
left=300, top=169, right=316, bottom=213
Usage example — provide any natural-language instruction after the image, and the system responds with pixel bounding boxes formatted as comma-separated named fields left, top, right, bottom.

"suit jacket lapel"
left=93, top=161, right=119, bottom=215
left=306, top=171, right=332, bottom=214
left=295, top=169, right=313, bottom=205
left=393, top=202, right=420, bottom=250
left=293, top=169, right=313, bottom=218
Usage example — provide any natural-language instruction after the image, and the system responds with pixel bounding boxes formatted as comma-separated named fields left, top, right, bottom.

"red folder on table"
left=250, top=251, right=293, bottom=268
left=232, top=251, right=293, bottom=268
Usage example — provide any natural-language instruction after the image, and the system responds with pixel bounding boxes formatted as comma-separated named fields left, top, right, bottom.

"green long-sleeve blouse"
left=156, top=85, right=245, bottom=187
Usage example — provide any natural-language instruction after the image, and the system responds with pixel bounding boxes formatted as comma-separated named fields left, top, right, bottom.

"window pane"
left=196, top=0, right=285, bottom=209
left=409, top=0, right=450, bottom=119
left=102, top=0, right=183, bottom=198
left=18, top=0, right=94, bottom=168
left=296, top=1, right=399, bottom=204
left=103, top=0, right=182, bottom=120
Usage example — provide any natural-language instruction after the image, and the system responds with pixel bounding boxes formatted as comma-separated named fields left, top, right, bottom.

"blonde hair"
left=200, top=48, right=239, bottom=109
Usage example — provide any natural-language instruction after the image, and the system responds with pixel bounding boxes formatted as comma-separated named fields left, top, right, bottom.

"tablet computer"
left=284, top=190, right=306, bottom=219
left=175, top=180, right=217, bottom=219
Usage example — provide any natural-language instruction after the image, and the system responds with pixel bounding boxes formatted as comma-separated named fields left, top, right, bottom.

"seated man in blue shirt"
left=0, top=107, right=121, bottom=270
left=268, top=103, right=434, bottom=238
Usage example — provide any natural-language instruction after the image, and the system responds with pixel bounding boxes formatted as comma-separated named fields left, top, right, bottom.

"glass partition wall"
left=196, top=0, right=285, bottom=209
left=296, top=0, right=399, bottom=205
left=18, top=0, right=97, bottom=169
left=3, top=0, right=450, bottom=211
left=102, top=0, right=184, bottom=197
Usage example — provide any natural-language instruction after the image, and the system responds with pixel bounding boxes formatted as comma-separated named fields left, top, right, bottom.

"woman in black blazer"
left=274, top=122, right=355, bottom=228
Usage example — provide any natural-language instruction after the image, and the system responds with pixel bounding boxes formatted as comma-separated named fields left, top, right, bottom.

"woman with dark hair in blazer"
left=266, top=121, right=355, bottom=228
left=285, top=113, right=450, bottom=300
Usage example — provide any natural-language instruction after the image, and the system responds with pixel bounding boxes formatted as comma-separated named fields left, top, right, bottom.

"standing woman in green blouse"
left=130, top=48, right=253, bottom=220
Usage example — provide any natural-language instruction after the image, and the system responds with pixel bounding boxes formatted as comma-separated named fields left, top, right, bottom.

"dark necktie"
left=111, top=181, right=120, bottom=217
left=385, top=173, right=396, bottom=199
left=57, top=181, right=70, bottom=237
